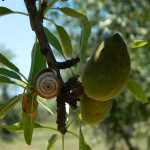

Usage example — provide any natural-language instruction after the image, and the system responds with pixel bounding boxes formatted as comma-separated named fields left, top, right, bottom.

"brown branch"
left=56, top=86, right=67, bottom=134
left=24, top=0, right=56, bottom=69
left=56, top=57, right=80, bottom=69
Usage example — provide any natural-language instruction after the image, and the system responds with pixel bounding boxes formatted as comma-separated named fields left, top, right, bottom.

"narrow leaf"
left=80, top=16, right=92, bottom=60
left=47, top=134, right=58, bottom=150
left=37, top=96, right=56, bottom=117
left=43, top=0, right=59, bottom=16
left=85, top=145, right=92, bottom=150
left=44, top=27, right=63, bottom=55
left=0, top=7, right=13, bottom=16
left=0, top=122, right=23, bottom=133
left=22, top=92, right=38, bottom=145
left=28, top=42, right=46, bottom=84
left=0, top=53, right=19, bottom=72
left=131, top=40, right=148, bottom=48
left=16, top=79, right=27, bottom=88
left=0, top=68, right=22, bottom=81
left=79, top=125, right=91, bottom=150
left=55, top=7, right=84, bottom=19
left=0, top=122, right=42, bottom=133
left=55, top=25, right=73, bottom=57
left=0, top=75, right=19, bottom=86
left=79, top=129, right=85, bottom=150
left=126, top=79, right=149, bottom=104
left=22, top=93, right=38, bottom=118
left=0, top=94, right=22, bottom=118
left=22, top=112, right=35, bottom=145
left=23, top=40, right=45, bottom=145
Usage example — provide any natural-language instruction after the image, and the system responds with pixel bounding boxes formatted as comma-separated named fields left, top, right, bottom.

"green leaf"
left=131, top=40, right=148, bottom=48
left=80, top=16, right=92, bottom=60
left=28, top=42, right=46, bottom=84
left=22, top=112, right=35, bottom=145
left=24, top=40, right=45, bottom=145
left=126, top=79, right=149, bottom=104
left=0, top=75, right=19, bottom=86
left=37, top=96, right=56, bottom=117
left=55, top=7, right=84, bottom=19
left=85, top=144, right=92, bottom=150
left=0, top=94, right=22, bottom=118
left=0, top=122, right=23, bottom=133
left=0, top=68, right=22, bottom=81
left=44, top=27, right=63, bottom=55
left=47, top=134, right=58, bottom=150
left=0, top=7, right=13, bottom=16
left=55, top=25, right=73, bottom=57
left=79, top=129, right=86, bottom=150
left=16, top=79, right=27, bottom=88
left=43, top=0, right=59, bottom=16
left=0, top=122, right=42, bottom=133
left=22, top=93, right=38, bottom=145
left=0, top=53, right=20, bottom=72
left=79, top=128, right=91, bottom=150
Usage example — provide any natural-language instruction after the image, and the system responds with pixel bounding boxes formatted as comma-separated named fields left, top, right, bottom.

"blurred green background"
left=0, top=0, right=150, bottom=150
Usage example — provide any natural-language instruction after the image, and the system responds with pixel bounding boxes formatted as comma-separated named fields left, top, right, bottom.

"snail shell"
left=34, top=68, right=61, bottom=99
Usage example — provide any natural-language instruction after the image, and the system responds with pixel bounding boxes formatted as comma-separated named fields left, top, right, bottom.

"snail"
left=34, top=68, right=61, bottom=99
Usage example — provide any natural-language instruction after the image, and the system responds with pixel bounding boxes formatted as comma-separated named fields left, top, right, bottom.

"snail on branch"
left=34, top=68, right=61, bottom=99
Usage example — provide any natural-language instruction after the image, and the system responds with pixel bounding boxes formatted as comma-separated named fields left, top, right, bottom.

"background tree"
left=47, top=1, right=150, bottom=149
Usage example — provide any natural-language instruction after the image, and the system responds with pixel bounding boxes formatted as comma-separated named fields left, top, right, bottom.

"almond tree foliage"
left=0, top=47, right=19, bottom=140
left=47, top=0, right=150, bottom=150
left=0, top=0, right=149, bottom=150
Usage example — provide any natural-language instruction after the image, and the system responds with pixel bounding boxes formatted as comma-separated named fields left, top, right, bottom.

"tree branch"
left=56, top=86, right=67, bottom=134
left=56, top=57, right=80, bottom=69
left=24, top=0, right=83, bottom=134
left=24, top=0, right=56, bottom=69
left=24, top=0, right=67, bottom=134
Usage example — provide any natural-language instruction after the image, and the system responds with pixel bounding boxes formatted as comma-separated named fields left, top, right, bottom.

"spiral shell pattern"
left=34, top=68, right=60, bottom=99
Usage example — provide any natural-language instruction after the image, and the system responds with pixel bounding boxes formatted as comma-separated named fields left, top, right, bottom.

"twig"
left=24, top=0, right=56, bottom=69
left=56, top=57, right=80, bottom=69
